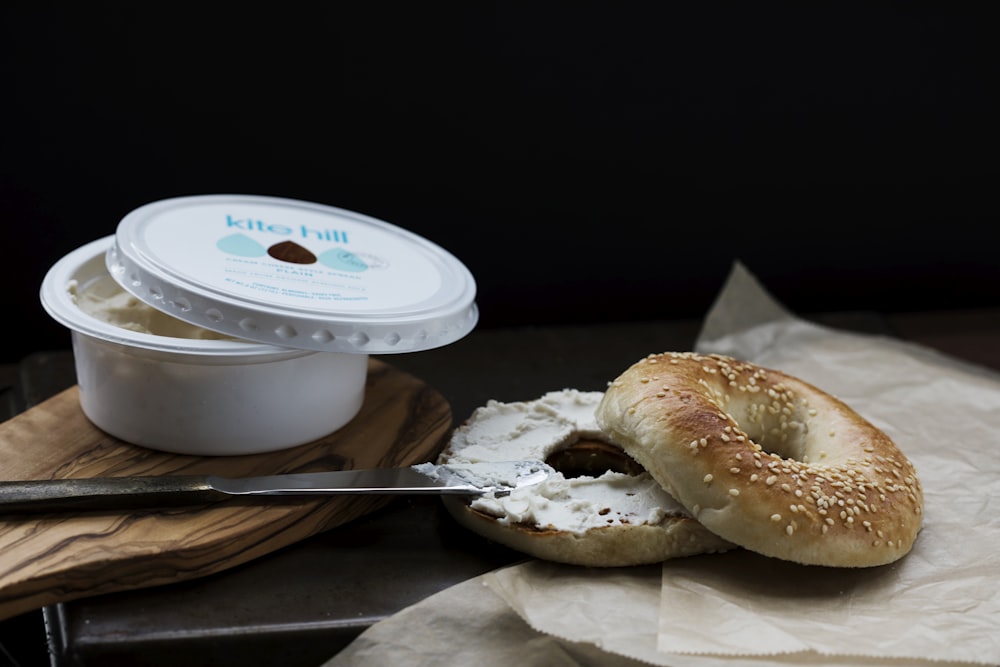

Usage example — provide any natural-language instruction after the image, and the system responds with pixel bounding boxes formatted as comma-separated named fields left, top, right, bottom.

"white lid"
left=107, top=195, right=478, bottom=354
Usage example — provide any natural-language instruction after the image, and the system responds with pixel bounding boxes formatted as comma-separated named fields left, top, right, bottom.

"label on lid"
left=141, top=202, right=441, bottom=312
left=111, top=195, right=478, bottom=353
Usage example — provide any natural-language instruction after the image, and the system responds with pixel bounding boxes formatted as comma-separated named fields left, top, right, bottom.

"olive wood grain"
left=0, top=358, right=451, bottom=621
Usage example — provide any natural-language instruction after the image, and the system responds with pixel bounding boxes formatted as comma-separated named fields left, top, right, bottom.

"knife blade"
left=0, top=460, right=552, bottom=513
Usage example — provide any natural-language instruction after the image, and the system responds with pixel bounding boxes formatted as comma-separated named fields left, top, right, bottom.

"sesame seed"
left=703, top=474, right=714, bottom=483
left=729, top=488, right=740, bottom=496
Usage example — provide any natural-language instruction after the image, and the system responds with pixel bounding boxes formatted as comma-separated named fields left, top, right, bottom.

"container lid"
left=107, top=195, right=478, bottom=354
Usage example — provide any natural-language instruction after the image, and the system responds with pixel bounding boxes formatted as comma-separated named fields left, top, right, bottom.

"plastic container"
left=40, top=195, right=478, bottom=456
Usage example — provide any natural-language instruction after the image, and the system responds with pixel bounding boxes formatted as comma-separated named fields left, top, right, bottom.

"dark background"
left=2, top=3, right=997, bottom=364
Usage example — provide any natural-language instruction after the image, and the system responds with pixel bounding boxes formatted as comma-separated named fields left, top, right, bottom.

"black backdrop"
left=2, top=3, right=997, bottom=363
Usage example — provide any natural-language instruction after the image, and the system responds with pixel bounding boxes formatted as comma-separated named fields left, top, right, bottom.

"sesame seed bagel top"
left=595, top=352, right=924, bottom=568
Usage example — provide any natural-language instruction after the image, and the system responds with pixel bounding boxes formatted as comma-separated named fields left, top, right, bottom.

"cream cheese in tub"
left=40, top=195, right=478, bottom=456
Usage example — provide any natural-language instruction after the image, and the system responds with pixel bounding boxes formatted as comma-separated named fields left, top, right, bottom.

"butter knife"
left=0, top=461, right=551, bottom=513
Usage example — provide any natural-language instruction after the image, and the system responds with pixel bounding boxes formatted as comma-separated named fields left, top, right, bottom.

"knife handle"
left=0, top=476, right=224, bottom=513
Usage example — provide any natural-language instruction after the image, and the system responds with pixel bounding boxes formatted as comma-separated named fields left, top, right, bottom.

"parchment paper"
left=324, top=262, right=1000, bottom=667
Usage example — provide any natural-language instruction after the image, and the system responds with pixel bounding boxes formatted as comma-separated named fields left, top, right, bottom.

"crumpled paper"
left=651, top=264, right=1000, bottom=664
left=324, top=261, right=1000, bottom=667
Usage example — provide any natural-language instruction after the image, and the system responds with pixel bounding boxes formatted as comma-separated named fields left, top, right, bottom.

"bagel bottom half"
left=436, top=389, right=733, bottom=567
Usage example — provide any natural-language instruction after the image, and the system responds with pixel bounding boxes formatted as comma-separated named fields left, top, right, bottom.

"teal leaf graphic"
left=318, top=248, right=368, bottom=272
left=217, top=233, right=267, bottom=257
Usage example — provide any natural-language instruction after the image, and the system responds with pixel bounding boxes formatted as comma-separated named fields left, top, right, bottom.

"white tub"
left=40, top=195, right=478, bottom=456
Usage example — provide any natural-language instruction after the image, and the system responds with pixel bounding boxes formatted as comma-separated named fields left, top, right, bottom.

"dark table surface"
left=2, top=307, right=999, bottom=667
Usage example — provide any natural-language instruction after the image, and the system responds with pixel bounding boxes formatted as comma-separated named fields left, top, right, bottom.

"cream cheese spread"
left=68, top=275, right=237, bottom=340
left=438, top=389, right=690, bottom=536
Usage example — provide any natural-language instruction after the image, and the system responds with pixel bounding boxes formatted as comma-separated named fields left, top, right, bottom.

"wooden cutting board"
left=0, top=358, right=451, bottom=622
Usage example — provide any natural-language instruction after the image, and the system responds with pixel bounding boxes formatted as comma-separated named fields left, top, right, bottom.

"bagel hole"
left=544, top=438, right=645, bottom=478
left=739, top=418, right=809, bottom=461
left=757, top=441, right=802, bottom=460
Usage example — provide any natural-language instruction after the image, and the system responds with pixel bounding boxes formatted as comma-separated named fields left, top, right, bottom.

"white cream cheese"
left=439, top=389, right=690, bottom=537
left=471, top=470, right=686, bottom=535
left=68, top=275, right=236, bottom=340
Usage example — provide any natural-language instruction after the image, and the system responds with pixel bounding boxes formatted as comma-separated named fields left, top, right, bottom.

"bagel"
left=595, top=352, right=924, bottom=568
left=436, top=389, right=734, bottom=567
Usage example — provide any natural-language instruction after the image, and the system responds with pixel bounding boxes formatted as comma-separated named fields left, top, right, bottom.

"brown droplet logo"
left=267, top=241, right=317, bottom=264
